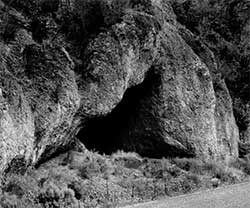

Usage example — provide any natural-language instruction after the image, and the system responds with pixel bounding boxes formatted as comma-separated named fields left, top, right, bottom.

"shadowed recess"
left=77, top=70, right=194, bottom=158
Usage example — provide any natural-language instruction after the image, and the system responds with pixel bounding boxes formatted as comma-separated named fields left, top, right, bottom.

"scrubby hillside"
left=1, top=148, right=250, bottom=207
left=0, top=0, right=249, bottom=207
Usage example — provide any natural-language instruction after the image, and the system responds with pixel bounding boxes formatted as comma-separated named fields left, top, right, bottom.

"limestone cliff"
left=0, top=0, right=246, bottom=174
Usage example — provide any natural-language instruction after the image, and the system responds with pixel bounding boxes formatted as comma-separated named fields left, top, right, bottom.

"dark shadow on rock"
left=78, top=70, right=194, bottom=158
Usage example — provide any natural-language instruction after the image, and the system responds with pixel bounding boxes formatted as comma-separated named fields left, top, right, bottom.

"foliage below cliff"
left=0, top=149, right=249, bottom=208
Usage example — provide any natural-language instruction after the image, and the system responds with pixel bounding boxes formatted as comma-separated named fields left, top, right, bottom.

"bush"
left=65, top=151, right=112, bottom=179
left=37, top=184, right=78, bottom=208
left=112, top=151, right=142, bottom=169
left=230, top=158, right=250, bottom=175
left=0, top=193, right=19, bottom=208
left=173, top=158, right=204, bottom=174
left=0, top=172, right=41, bottom=208
left=173, top=157, right=244, bottom=184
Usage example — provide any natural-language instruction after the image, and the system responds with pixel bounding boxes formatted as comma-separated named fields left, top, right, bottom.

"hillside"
left=0, top=0, right=249, bottom=207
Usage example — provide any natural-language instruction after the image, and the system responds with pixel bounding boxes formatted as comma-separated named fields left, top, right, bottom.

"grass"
left=1, top=149, right=249, bottom=208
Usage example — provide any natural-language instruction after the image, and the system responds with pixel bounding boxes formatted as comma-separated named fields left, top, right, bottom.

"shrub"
left=173, top=158, right=204, bottom=174
left=65, top=151, right=112, bottom=179
left=112, top=150, right=142, bottom=169
left=37, top=184, right=78, bottom=208
left=0, top=172, right=41, bottom=208
left=0, top=193, right=19, bottom=208
left=4, top=156, right=27, bottom=175
left=172, top=157, right=244, bottom=184
left=230, top=158, right=250, bottom=175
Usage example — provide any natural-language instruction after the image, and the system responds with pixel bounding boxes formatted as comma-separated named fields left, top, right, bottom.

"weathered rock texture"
left=172, top=0, right=249, bottom=156
left=81, top=16, right=238, bottom=160
left=0, top=0, right=244, bottom=173
left=78, top=0, right=239, bottom=160
left=0, top=28, right=81, bottom=172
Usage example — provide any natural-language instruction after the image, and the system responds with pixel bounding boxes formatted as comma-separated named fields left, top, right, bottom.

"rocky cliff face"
left=77, top=0, right=239, bottom=160
left=172, top=0, right=249, bottom=155
left=0, top=0, right=246, bottom=174
left=0, top=28, right=81, bottom=172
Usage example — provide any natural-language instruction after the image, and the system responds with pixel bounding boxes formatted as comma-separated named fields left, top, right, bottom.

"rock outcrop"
left=78, top=0, right=239, bottom=160
left=0, top=28, right=81, bottom=173
left=0, top=0, right=242, bottom=173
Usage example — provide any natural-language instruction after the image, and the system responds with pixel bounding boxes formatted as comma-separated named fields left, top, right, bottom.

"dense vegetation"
left=1, top=149, right=250, bottom=208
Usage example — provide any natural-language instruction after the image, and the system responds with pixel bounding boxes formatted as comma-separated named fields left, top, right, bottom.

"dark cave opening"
left=77, top=70, right=194, bottom=158
left=77, top=79, right=146, bottom=155
left=77, top=70, right=162, bottom=157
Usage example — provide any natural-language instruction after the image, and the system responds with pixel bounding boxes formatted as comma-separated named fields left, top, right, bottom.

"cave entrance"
left=76, top=69, right=162, bottom=156
left=77, top=81, right=145, bottom=155
left=76, top=69, right=195, bottom=158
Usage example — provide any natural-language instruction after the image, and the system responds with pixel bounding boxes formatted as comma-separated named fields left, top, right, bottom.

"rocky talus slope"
left=0, top=0, right=247, bottom=175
